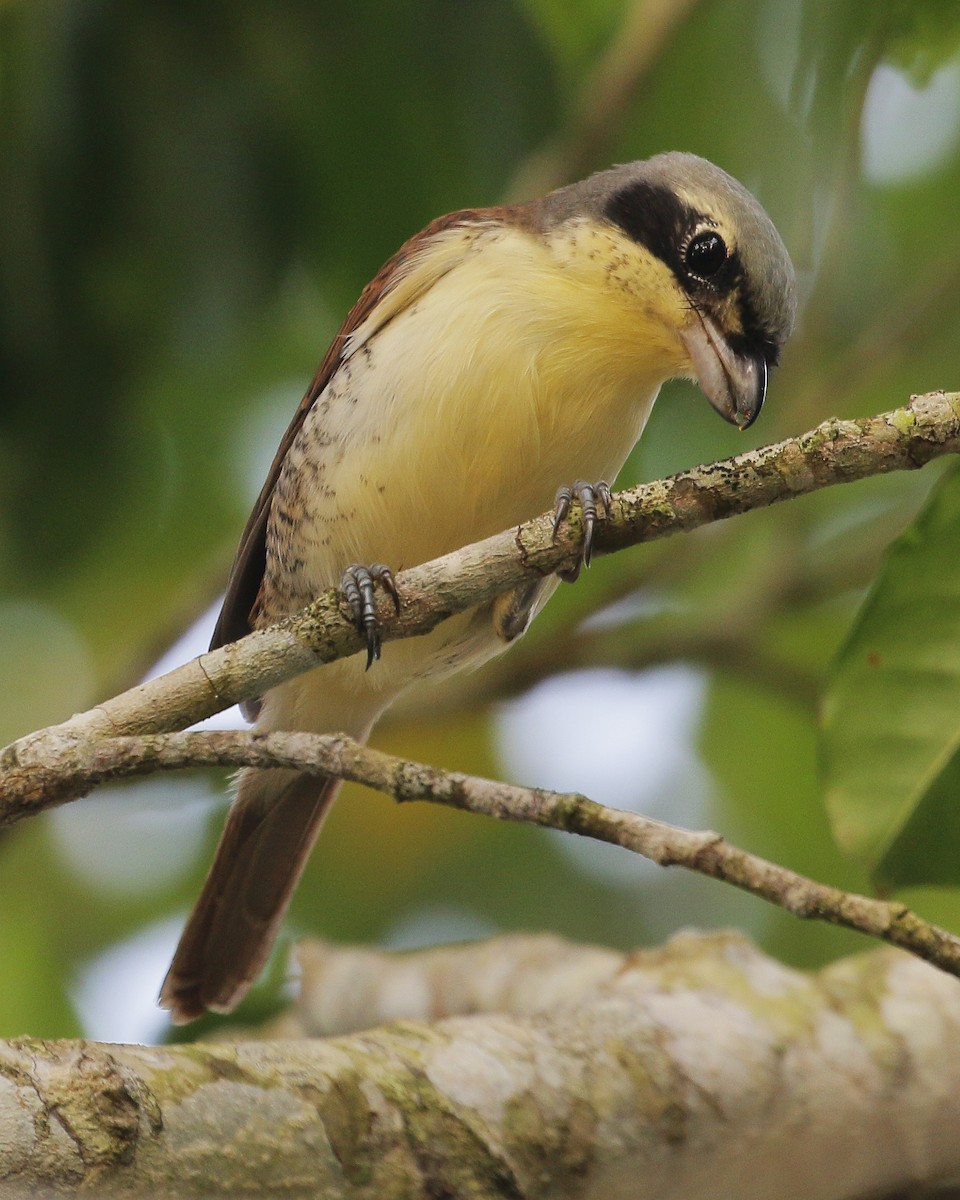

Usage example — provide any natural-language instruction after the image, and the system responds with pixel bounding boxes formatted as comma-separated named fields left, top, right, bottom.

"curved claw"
left=340, top=563, right=400, bottom=669
left=552, top=479, right=612, bottom=580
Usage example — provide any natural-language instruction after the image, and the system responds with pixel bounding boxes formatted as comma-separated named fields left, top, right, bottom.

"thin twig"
left=13, top=728, right=960, bottom=982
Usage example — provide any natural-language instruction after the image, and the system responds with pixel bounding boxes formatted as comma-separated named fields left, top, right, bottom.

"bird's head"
left=536, top=152, right=797, bottom=430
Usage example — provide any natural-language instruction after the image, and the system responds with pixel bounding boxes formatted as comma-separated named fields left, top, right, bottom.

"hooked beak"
left=680, top=312, right=767, bottom=431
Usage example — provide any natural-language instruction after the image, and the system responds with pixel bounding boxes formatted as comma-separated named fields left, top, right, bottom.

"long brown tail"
left=159, top=768, right=339, bottom=1024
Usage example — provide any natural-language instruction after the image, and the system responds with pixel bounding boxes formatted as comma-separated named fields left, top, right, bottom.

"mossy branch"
left=3, top=934, right=960, bottom=1198
left=5, top=727, right=960, bottom=982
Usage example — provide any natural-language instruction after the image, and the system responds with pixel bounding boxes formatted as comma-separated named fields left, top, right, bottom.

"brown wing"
left=209, top=207, right=512, bottom=653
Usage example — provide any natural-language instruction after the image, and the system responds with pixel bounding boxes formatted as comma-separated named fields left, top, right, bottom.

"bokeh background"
left=3, top=0, right=960, bottom=1042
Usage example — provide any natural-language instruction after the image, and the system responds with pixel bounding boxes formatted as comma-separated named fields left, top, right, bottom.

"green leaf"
left=822, top=460, right=960, bottom=889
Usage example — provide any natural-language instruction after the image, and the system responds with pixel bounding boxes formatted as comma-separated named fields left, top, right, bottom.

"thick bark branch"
left=2, top=934, right=959, bottom=1198
left=2, top=391, right=959, bottom=820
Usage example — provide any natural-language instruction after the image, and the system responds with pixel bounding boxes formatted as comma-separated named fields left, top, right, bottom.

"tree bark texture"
left=1, top=933, right=959, bottom=1198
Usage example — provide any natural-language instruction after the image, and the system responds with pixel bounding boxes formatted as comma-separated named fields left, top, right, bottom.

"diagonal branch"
left=2, top=391, right=959, bottom=822
left=6, top=726, right=960, bottom=984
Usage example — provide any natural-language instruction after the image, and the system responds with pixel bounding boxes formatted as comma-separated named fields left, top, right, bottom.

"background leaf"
left=822, top=458, right=960, bottom=890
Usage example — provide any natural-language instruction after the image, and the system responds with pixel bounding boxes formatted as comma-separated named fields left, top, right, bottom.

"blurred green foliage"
left=824, top=464, right=960, bottom=891
left=3, top=0, right=960, bottom=1040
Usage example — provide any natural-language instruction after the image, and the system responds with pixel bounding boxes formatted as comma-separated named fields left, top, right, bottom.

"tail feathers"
left=159, top=768, right=339, bottom=1024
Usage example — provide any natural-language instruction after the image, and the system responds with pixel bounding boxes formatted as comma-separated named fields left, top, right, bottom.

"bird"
left=159, top=152, right=797, bottom=1023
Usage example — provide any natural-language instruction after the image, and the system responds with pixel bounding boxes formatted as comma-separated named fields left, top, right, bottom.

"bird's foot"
left=552, top=480, right=612, bottom=582
left=340, top=563, right=401, bottom=669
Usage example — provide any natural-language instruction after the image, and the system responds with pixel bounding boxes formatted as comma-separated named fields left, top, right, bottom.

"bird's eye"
left=685, top=231, right=727, bottom=278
